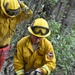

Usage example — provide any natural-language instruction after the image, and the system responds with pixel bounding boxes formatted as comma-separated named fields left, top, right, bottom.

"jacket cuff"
left=41, top=65, right=51, bottom=75
left=16, top=69, right=24, bottom=75
left=40, top=67, right=47, bottom=75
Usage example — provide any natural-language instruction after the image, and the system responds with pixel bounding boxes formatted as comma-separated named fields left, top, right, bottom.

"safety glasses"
left=5, top=8, right=21, bottom=16
left=31, top=26, right=49, bottom=35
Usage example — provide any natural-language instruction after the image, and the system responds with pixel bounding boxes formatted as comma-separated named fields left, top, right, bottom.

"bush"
left=47, top=20, right=75, bottom=75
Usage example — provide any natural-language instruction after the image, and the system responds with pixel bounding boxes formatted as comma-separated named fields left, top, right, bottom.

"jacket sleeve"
left=16, top=1, right=33, bottom=24
left=13, top=42, right=25, bottom=75
left=40, top=40, right=56, bottom=75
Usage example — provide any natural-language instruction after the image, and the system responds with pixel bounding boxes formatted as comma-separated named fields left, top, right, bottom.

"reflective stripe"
left=16, top=69, right=24, bottom=75
left=42, top=65, right=51, bottom=75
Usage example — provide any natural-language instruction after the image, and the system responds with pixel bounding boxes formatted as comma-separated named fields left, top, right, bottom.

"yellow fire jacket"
left=0, top=3, right=33, bottom=46
left=14, top=36, right=56, bottom=75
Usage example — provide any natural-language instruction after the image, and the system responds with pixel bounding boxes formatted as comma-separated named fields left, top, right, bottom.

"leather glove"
left=20, top=1, right=29, bottom=11
left=25, top=69, right=33, bottom=75
left=29, top=68, right=43, bottom=75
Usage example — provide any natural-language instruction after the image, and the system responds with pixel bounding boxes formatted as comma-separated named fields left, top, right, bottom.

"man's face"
left=30, top=35, right=42, bottom=44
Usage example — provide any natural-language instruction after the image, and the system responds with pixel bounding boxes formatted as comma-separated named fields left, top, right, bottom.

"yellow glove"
left=20, top=1, right=29, bottom=11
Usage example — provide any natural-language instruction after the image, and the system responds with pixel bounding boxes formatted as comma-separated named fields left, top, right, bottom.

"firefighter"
left=0, top=0, right=33, bottom=71
left=14, top=18, right=56, bottom=75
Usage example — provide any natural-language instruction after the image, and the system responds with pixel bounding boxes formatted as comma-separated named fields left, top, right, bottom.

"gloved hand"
left=20, top=1, right=29, bottom=11
left=25, top=69, right=33, bottom=75
left=29, top=68, right=43, bottom=75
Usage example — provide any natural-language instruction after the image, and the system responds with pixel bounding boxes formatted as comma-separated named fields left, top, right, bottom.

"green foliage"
left=47, top=20, right=75, bottom=75
left=45, top=0, right=60, bottom=7
left=47, top=20, right=61, bottom=40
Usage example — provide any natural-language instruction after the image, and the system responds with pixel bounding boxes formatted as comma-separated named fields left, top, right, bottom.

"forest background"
left=8, top=0, right=75, bottom=75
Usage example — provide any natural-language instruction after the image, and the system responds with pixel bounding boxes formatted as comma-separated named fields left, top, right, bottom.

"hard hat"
left=1, top=0, right=21, bottom=17
left=28, top=18, right=51, bottom=37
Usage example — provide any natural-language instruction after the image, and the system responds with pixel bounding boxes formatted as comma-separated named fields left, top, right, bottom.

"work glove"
left=29, top=68, right=43, bottom=75
left=25, top=69, right=33, bottom=75
left=20, top=1, right=29, bottom=12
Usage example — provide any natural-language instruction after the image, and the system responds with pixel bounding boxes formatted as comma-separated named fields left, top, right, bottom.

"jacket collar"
left=26, top=36, right=34, bottom=52
left=25, top=36, right=43, bottom=52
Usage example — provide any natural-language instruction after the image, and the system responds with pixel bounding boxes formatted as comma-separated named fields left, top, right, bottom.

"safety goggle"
left=5, top=8, right=21, bottom=16
left=31, top=26, right=49, bottom=35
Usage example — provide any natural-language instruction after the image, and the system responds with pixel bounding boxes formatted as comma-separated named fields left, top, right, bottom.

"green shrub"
left=47, top=20, right=75, bottom=75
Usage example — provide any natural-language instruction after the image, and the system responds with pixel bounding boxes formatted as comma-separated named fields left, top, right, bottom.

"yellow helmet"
left=1, top=0, right=21, bottom=17
left=28, top=18, right=51, bottom=37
